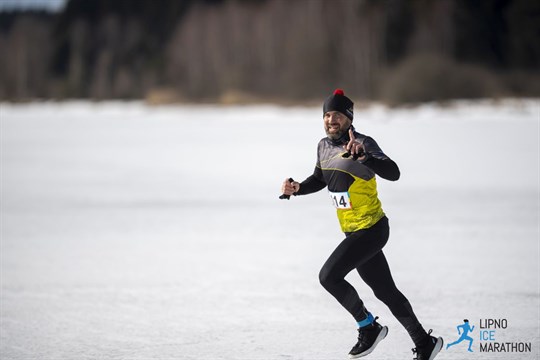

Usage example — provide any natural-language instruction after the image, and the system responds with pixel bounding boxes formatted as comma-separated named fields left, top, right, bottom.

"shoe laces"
left=357, top=316, right=379, bottom=344
left=411, top=329, right=433, bottom=360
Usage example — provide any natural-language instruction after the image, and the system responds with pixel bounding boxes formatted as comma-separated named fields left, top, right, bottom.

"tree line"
left=1, top=0, right=539, bottom=104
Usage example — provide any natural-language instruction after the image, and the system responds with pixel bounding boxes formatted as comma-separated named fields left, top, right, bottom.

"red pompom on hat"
left=323, top=88, right=354, bottom=120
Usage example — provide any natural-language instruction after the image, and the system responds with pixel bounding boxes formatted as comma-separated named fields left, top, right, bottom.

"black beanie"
left=323, top=89, right=354, bottom=121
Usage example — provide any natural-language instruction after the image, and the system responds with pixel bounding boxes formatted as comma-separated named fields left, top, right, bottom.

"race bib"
left=329, top=191, right=352, bottom=209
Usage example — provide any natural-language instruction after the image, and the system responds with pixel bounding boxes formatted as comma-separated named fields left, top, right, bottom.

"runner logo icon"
left=446, top=319, right=474, bottom=352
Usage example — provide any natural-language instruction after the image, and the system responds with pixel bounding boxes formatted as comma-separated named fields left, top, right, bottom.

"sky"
left=0, top=0, right=66, bottom=12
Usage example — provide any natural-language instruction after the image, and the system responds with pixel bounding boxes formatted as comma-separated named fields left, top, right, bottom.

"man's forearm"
left=296, top=174, right=327, bottom=195
left=362, top=157, right=400, bottom=181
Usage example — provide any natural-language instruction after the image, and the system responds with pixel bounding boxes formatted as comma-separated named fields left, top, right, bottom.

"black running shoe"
left=412, top=330, right=444, bottom=360
left=348, top=318, right=388, bottom=359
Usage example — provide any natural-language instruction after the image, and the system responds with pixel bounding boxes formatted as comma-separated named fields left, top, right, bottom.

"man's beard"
left=325, top=125, right=348, bottom=140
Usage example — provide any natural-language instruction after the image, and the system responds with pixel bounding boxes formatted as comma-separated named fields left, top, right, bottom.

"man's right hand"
left=281, top=178, right=300, bottom=196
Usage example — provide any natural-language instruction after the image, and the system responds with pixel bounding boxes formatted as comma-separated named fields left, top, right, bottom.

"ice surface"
left=1, top=100, right=539, bottom=359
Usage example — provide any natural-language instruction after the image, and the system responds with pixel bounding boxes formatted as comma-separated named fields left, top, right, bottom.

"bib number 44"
left=329, top=191, right=352, bottom=209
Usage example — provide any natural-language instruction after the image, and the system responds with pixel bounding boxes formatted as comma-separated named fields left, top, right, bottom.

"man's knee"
left=372, top=287, right=393, bottom=303
left=319, top=266, right=336, bottom=289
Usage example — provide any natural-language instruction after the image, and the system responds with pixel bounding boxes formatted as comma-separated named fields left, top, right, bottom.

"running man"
left=446, top=319, right=474, bottom=352
left=280, top=89, right=443, bottom=360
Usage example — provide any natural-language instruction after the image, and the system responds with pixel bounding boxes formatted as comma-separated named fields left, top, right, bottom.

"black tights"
left=318, top=217, right=427, bottom=345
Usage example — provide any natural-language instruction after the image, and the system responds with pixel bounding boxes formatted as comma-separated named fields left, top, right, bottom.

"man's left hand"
left=345, top=128, right=367, bottom=161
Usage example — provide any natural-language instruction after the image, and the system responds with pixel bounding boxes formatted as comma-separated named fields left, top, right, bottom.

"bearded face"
left=324, top=111, right=352, bottom=140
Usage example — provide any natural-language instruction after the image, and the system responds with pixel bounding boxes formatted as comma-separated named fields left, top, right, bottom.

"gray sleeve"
left=361, top=136, right=400, bottom=181
left=362, top=136, right=389, bottom=161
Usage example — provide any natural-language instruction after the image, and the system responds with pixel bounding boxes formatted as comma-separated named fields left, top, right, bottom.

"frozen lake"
left=1, top=100, right=539, bottom=359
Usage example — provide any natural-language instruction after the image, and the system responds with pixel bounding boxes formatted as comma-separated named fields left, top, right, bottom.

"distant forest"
left=1, top=0, right=539, bottom=104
